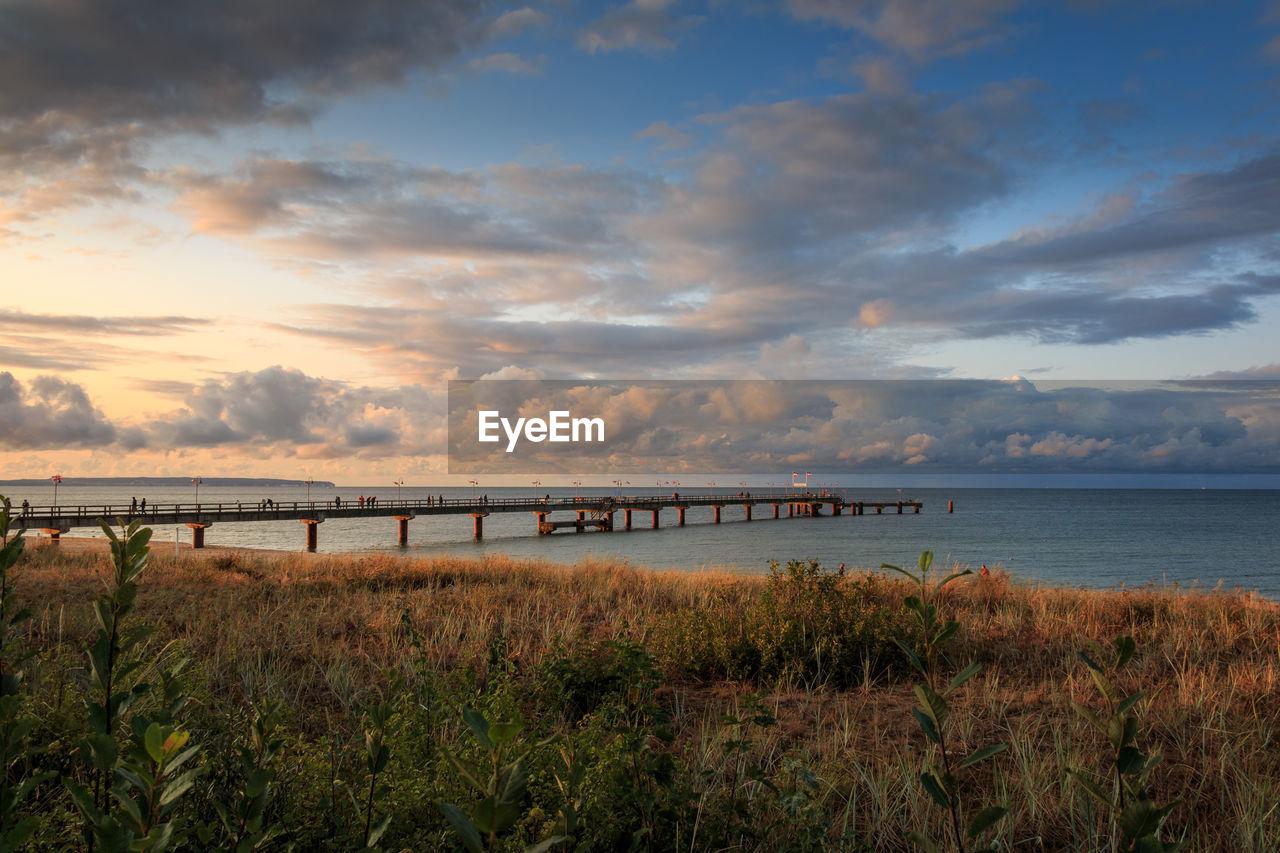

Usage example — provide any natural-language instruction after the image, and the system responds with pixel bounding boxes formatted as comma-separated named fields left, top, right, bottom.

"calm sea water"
left=5, top=484, right=1278, bottom=598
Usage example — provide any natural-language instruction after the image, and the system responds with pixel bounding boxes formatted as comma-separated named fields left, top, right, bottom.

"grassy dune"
left=6, top=537, right=1280, bottom=851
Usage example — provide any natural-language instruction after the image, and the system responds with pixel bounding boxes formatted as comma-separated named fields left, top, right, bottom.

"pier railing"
left=13, top=491, right=922, bottom=550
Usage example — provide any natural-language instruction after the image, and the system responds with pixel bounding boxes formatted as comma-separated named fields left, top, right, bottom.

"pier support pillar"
left=858, top=502, right=864, bottom=516
left=40, top=528, right=64, bottom=543
left=772, top=504, right=780, bottom=519
left=395, top=516, right=411, bottom=546
left=186, top=523, right=209, bottom=549
left=577, top=510, right=586, bottom=522
left=677, top=507, right=686, bottom=526
left=948, top=500, right=953, bottom=513
left=745, top=504, right=752, bottom=521
left=470, top=513, right=489, bottom=539
left=915, top=505, right=921, bottom=514
left=605, top=511, right=614, bottom=531
left=788, top=503, right=794, bottom=517
left=833, top=504, right=842, bottom=516
left=624, top=509, right=632, bottom=530
left=897, top=501, right=903, bottom=514
left=651, top=510, right=659, bottom=529
left=712, top=505, right=722, bottom=524
left=535, top=512, right=548, bottom=535
left=301, top=519, right=322, bottom=552
left=876, top=505, right=882, bottom=514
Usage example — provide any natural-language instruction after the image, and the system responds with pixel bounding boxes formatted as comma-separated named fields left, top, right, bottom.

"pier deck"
left=15, top=493, right=923, bottom=550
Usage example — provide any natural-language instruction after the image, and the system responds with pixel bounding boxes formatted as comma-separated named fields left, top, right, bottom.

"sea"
left=4, top=484, right=1278, bottom=599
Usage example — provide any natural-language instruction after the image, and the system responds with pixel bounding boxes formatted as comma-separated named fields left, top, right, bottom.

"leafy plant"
left=883, top=551, right=1007, bottom=853
left=206, top=698, right=290, bottom=852
left=0, top=495, right=53, bottom=849
left=1068, top=635, right=1186, bottom=852
left=438, top=705, right=565, bottom=852
left=66, top=518, right=202, bottom=852
left=357, top=692, right=397, bottom=849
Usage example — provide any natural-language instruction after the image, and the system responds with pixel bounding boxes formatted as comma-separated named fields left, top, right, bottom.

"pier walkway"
left=16, top=493, right=924, bottom=551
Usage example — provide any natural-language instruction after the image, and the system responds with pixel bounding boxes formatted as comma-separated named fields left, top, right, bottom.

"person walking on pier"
left=140, top=497, right=146, bottom=512
left=21, top=499, right=29, bottom=517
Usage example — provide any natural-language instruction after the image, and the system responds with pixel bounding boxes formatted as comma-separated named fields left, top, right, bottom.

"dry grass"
left=13, top=543, right=1280, bottom=851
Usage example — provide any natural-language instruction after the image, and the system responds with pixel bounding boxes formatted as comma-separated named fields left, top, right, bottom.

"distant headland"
left=0, top=477, right=336, bottom=488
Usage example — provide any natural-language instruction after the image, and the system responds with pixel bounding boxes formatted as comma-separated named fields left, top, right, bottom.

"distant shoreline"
left=0, top=476, right=335, bottom=488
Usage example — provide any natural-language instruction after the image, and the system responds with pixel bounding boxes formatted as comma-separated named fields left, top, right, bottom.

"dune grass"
left=6, top=534, right=1280, bottom=851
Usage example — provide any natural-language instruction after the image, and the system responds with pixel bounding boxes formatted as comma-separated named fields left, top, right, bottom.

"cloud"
left=787, top=0, right=1024, bottom=59
left=0, top=372, right=119, bottom=448
left=163, top=92, right=1279, bottom=374
left=144, top=366, right=446, bottom=458
left=485, top=7, right=551, bottom=40
left=577, top=0, right=702, bottom=54
left=0, top=309, right=214, bottom=372
left=637, top=120, right=696, bottom=151
left=0, top=0, right=493, bottom=214
left=171, top=156, right=658, bottom=262
left=0, top=345, right=96, bottom=372
left=466, top=52, right=548, bottom=76
left=447, top=379, right=1280, bottom=475
left=0, top=309, right=209, bottom=336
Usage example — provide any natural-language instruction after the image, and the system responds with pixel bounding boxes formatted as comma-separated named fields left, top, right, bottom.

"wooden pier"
left=15, top=493, right=923, bottom=552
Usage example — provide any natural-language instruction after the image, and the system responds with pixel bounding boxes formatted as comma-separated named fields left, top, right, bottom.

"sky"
left=2, top=0, right=1279, bottom=485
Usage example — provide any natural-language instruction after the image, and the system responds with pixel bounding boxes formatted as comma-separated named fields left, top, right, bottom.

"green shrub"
left=654, top=560, right=901, bottom=689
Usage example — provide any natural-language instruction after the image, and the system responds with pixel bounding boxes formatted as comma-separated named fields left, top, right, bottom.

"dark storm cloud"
left=0, top=372, right=118, bottom=448
left=0, top=0, right=495, bottom=210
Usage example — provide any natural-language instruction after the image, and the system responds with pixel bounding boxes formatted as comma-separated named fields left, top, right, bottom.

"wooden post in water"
left=744, top=504, right=752, bottom=521
left=301, top=518, right=321, bottom=551
left=773, top=504, right=780, bottom=519
left=712, top=505, right=722, bottom=523
left=651, top=509, right=660, bottom=529
left=897, top=501, right=903, bottom=514
left=395, top=516, right=411, bottom=546
left=677, top=507, right=686, bottom=526
left=948, top=500, right=954, bottom=513
left=186, top=523, right=208, bottom=549
left=471, top=513, right=488, bottom=539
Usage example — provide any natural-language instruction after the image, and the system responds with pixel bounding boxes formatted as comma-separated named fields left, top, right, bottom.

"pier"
left=16, top=493, right=923, bottom=551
